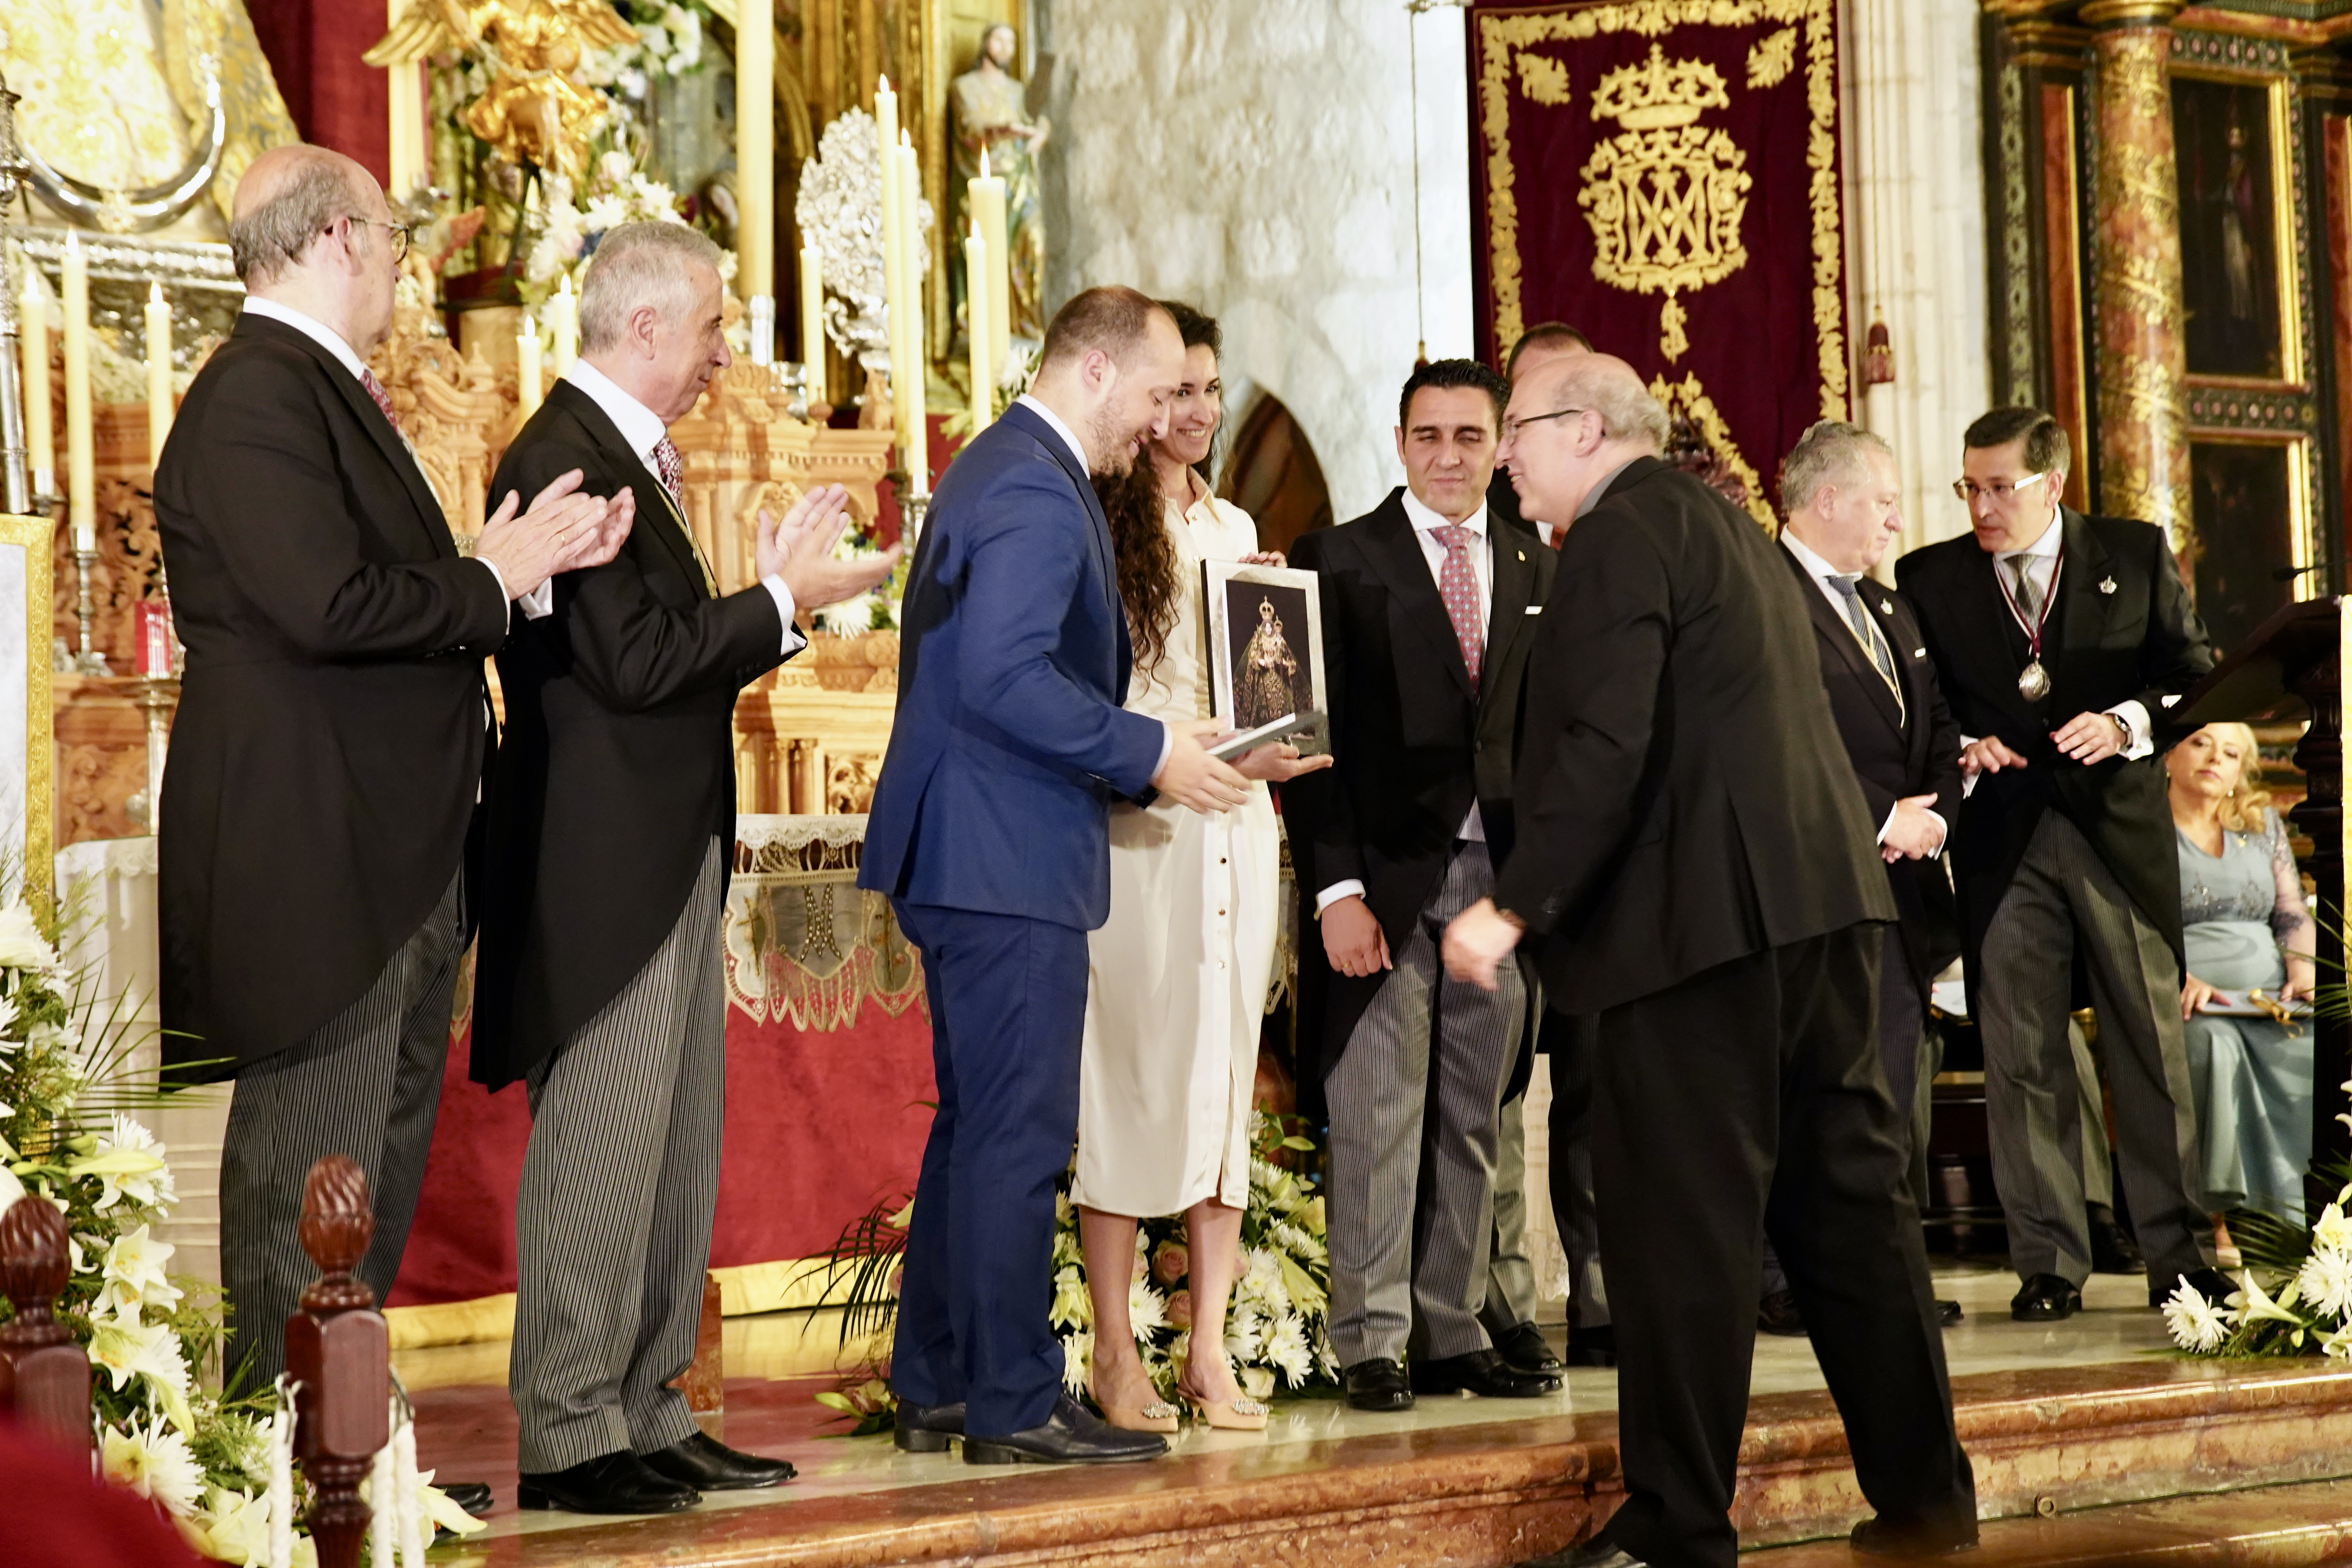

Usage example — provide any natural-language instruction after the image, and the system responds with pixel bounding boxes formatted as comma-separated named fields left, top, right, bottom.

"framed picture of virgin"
left=1202, top=560, right=1327, bottom=753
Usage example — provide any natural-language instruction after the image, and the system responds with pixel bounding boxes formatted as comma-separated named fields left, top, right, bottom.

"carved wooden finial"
left=0, top=1196, right=93, bottom=1448
left=286, top=1156, right=390, bottom=1568
left=297, top=1154, right=376, bottom=1315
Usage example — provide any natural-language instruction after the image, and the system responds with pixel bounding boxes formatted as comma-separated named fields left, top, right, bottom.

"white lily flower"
left=189, top=1485, right=271, bottom=1566
left=101, top=1224, right=184, bottom=1318
left=88, top=1314, right=195, bottom=1431
left=2235, top=1271, right=2309, bottom=1328
left=1266, top=1311, right=1312, bottom=1387
left=416, top=1472, right=489, bottom=1540
left=101, top=1414, right=205, bottom=1515
left=2316, top=1203, right=2352, bottom=1256
left=66, top=1113, right=174, bottom=1213
left=0, top=901, right=58, bottom=971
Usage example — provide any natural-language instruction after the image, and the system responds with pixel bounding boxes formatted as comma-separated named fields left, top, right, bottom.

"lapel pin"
left=1517, top=550, right=1526, bottom=562
left=1879, top=598, right=1893, bottom=615
left=2099, top=576, right=2117, bottom=595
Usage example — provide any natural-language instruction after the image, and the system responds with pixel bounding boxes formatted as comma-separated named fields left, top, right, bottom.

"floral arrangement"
left=810, top=514, right=912, bottom=636
left=520, top=152, right=721, bottom=307
left=2164, top=1072, right=2352, bottom=1359
left=0, top=898, right=478, bottom=1562
left=1048, top=1112, right=1338, bottom=1403
left=815, top=1111, right=1334, bottom=1431
left=578, top=0, right=717, bottom=93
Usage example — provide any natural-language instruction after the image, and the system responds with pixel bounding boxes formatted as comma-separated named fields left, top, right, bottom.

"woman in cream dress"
left=1074, top=303, right=1327, bottom=1433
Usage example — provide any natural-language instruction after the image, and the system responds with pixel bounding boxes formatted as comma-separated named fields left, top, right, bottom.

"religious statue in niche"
left=2173, top=76, right=2286, bottom=382
left=950, top=22, right=1048, bottom=345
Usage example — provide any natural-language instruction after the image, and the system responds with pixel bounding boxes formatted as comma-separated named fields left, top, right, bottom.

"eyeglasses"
left=1951, top=472, right=2049, bottom=505
left=336, top=217, right=416, bottom=263
left=1502, top=407, right=1587, bottom=442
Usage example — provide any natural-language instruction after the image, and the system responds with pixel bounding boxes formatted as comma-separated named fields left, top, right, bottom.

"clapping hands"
left=753, top=483, right=902, bottom=611
left=476, top=469, right=636, bottom=600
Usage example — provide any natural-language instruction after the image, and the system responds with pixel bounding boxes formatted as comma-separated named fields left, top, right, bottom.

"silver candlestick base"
left=901, top=491, right=929, bottom=550
left=783, top=361, right=809, bottom=423
left=73, top=546, right=109, bottom=676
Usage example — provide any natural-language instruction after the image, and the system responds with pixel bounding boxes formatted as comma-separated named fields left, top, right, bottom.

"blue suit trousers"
left=889, top=900, right=1088, bottom=1436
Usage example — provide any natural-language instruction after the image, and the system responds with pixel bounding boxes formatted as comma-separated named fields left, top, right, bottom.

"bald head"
left=228, top=142, right=401, bottom=353
left=1497, top=353, right=1669, bottom=528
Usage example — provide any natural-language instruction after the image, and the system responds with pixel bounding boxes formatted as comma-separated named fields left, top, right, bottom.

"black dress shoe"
left=641, top=1430, right=795, bottom=1490
left=1563, top=1324, right=1617, bottom=1367
left=2088, top=1205, right=2145, bottom=1274
left=1526, top=1536, right=1646, bottom=1567
left=2011, top=1273, right=2082, bottom=1322
left=2151, top=1265, right=2237, bottom=1311
left=1758, top=1289, right=1808, bottom=1336
left=1410, top=1347, right=1559, bottom=1398
left=1850, top=1513, right=1981, bottom=1556
left=963, top=1393, right=1167, bottom=1464
left=436, top=1481, right=494, bottom=1518
left=517, top=1451, right=699, bottom=1515
left=892, top=1399, right=965, bottom=1454
left=1342, top=1357, right=1415, bottom=1411
left=1494, top=1320, right=1564, bottom=1375
left=1936, top=1299, right=1964, bottom=1328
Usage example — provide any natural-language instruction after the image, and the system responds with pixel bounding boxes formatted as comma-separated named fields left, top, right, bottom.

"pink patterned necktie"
left=359, top=368, right=400, bottom=432
left=653, top=436, right=684, bottom=506
left=1431, top=523, right=1483, bottom=692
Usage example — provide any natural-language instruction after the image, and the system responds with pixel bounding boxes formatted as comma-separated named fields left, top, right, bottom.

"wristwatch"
left=2109, top=712, right=2130, bottom=748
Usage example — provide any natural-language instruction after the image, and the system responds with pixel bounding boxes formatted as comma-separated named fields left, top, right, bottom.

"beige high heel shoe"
left=1089, top=1368, right=1180, bottom=1434
left=1180, top=1387, right=1269, bottom=1432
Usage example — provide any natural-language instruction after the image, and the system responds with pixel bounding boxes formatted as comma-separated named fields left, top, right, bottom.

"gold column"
left=2083, top=1, right=2190, bottom=540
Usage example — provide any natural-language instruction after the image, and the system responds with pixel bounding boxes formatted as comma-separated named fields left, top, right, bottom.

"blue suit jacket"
left=859, top=402, right=1165, bottom=929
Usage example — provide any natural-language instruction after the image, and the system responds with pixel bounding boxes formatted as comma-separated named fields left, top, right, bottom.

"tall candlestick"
left=145, top=283, right=174, bottom=466
left=875, top=79, right=906, bottom=443
left=516, top=321, right=542, bottom=417
left=736, top=0, right=774, bottom=297
left=971, top=149, right=1011, bottom=373
left=386, top=61, right=423, bottom=199
left=550, top=274, right=577, bottom=375
left=900, top=140, right=928, bottom=497
left=62, top=235, right=93, bottom=552
left=20, top=263, right=50, bottom=498
left=799, top=240, right=825, bottom=403
left=965, top=225, right=990, bottom=439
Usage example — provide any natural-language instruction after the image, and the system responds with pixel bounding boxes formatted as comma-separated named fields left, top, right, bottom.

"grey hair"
left=229, top=154, right=369, bottom=285
left=1780, top=420, right=1894, bottom=515
left=1545, top=358, right=1669, bottom=452
left=578, top=221, right=725, bottom=353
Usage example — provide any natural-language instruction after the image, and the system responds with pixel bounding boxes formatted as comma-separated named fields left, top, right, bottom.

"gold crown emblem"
left=1589, top=45, right=1730, bottom=131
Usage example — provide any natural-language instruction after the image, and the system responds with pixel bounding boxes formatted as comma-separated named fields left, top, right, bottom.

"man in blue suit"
left=860, top=287, right=1248, bottom=1464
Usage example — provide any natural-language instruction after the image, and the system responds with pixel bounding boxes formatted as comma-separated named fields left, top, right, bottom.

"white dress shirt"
left=562, top=359, right=802, bottom=653
left=241, top=296, right=515, bottom=618
left=1780, top=531, right=1942, bottom=853
left=1316, top=490, right=1494, bottom=916
left=1970, top=511, right=2151, bottom=768
left=1012, top=393, right=1175, bottom=782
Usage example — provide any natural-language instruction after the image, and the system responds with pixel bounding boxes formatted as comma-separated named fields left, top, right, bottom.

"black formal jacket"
left=154, top=314, right=509, bottom=1082
left=1894, top=507, right=2213, bottom=1009
left=1491, top=459, right=1893, bottom=1012
left=1283, top=489, right=1554, bottom=1079
left=1777, top=541, right=1963, bottom=1005
left=470, top=379, right=788, bottom=1089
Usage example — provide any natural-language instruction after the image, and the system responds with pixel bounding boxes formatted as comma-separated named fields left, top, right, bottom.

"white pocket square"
left=1525, top=605, right=1543, bottom=615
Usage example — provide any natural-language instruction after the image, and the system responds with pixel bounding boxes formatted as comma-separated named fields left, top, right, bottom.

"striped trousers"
left=1324, top=840, right=1526, bottom=1366
left=220, top=871, right=465, bottom=1397
left=511, top=840, right=726, bottom=1474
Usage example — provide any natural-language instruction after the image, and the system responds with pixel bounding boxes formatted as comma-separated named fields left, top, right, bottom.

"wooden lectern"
left=2165, top=596, right=2342, bottom=1203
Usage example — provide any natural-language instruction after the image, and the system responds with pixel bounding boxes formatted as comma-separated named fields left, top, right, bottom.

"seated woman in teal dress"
left=2167, top=722, right=2317, bottom=1225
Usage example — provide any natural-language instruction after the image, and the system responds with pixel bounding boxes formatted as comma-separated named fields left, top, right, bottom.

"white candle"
left=799, top=240, right=825, bottom=402
left=550, top=274, right=577, bottom=375
left=386, top=61, right=423, bottom=198
left=972, top=149, right=1011, bottom=371
left=736, top=0, right=773, bottom=298
left=265, top=1399, right=294, bottom=1568
left=19, top=261, right=50, bottom=497
left=393, top=1406, right=423, bottom=1568
left=899, top=140, right=927, bottom=497
left=145, top=283, right=173, bottom=466
left=368, top=1432, right=397, bottom=1568
left=965, top=225, right=990, bottom=438
left=516, top=320, right=542, bottom=417
left=61, top=234, right=93, bottom=552
left=875, top=78, right=904, bottom=441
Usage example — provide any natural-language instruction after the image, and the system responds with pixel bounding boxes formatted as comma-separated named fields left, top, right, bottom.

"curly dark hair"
left=1095, top=300, right=1221, bottom=677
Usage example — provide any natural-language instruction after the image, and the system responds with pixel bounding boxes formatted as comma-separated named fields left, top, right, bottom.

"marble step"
left=461, top=1358, right=2352, bottom=1566
left=1747, top=1474, right=2352, bottom=1566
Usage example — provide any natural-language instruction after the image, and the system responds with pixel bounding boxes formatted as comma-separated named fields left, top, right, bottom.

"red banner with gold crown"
left=1468, top=0, right=1849, bottom=527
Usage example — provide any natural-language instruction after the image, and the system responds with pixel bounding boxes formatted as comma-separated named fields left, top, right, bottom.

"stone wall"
left=1032, top=0, right=1474, bottom=522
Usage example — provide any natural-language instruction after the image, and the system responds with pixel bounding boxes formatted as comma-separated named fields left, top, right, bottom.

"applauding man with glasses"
left=1896, top=407, right=2225, bottom=1327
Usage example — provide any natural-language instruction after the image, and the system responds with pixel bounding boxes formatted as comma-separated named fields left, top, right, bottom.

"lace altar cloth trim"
left=726, top=814, right=923, bottom=1031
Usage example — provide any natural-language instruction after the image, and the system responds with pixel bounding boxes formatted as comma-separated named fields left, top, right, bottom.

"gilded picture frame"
left=0, top=515, right=54, bottom=905
left=2170, top=67, right=2303, bottom=387
left=1201, top=560, right=1327, bottom=751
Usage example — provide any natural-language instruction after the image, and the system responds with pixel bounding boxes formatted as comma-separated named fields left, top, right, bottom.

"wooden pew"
left=0, top=1195, right=92, bottom=1449
left=286, top=1155, right=391, bottom=1568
